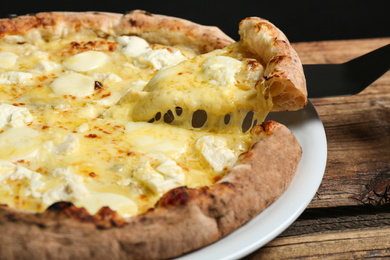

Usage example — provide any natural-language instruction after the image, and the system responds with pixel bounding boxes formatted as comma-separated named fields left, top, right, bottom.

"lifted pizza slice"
left=127, top=17, right=307, bottom=132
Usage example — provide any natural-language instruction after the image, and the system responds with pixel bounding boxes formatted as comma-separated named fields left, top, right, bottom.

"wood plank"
left=292, top=38, right=390, bottom=64
left=290, top=38, right=390, bottom=208
left=245, top=206, right=390, bottom=259
left=245, top=227, right=390, bottom=259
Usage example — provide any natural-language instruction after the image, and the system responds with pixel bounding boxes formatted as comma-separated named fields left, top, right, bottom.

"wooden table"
left=244, top=38, right=390, bottom=259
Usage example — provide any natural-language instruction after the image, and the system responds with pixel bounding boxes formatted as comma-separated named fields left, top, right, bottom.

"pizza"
left=0, top=10, right=307, bottom=259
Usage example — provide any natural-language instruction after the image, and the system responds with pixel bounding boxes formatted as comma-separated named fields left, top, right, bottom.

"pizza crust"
left=0, top=10, right=234, bottom=55
left=239, top=17, right=307, bottom=111
left=0, top=121, right=301, bottom=259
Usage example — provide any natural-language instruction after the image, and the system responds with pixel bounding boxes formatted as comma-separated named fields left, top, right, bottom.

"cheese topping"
left=119, top=36, right=150, bottom=58
left=0, top=71, right=33, bottom=84
left=0, top=51, right=18, bottom=69
left=50, top=73, right=95, bottom=97
left=196, top=136, right=237, bottom=174
left=0, top=31, right=258, bottom=218
left=63, top=51, right=108, bottom=72
left=131, top=44, right=272, bottom=131
left=197, top=56, right=242, bottom=87
left=0, top=104, right=33, bottom=129
left=134, top=49, right=187, bottom=70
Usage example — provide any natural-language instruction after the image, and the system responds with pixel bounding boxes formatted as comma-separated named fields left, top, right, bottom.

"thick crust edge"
left=0, top=121, right=301, bottom=259
left=239, top=17, right=307, bottom=111
left=0, top=10, right=234, bottom=54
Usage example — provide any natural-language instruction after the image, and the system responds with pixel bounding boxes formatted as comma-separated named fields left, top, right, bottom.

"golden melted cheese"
left=0, top=33, right=257, bottom=218
left=131, top=42, right=273, bottom=132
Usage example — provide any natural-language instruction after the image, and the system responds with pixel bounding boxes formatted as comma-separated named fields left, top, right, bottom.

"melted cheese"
left=0, top=33, right=256, bottom=218
left=131, top=43, right=273, bottom=131
left=0, top=51, right=18, bottom=69
left=63, top=51, right=108, bottom=72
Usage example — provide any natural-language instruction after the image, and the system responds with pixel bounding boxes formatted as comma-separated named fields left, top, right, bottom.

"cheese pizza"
left=0, top=10, right=306, bottom=259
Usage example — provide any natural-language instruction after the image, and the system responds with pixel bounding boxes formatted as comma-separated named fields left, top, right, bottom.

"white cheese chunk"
left=0, top=71, right=33, bottom=84
left=50, top=73, right=95, bottom=97
left=56, top=133, right=79, bottom=155
left=197, top=56, right=242, bottom=87
left=0, top=127, right=41, bottom=161
left=120, top=36, right=150, bottom=58
left=129, top=79, right=148, bottom=92
left=0, top=160, right=45, bottom=198
left=135, top=49, right=187, bottom=70
left=0, top=104, right=33, bottom=129
left=156, top=160, right=185, bottom=182
left=92, top=72, right=122, bottom=84
left=0, top=51, right=18, bottom=69
left=196, top=135, right=237, bottom=173
left=75, top=123, right=90, bottom=133
left=133, top=160, right=185, bottom=196
left=63, top=51, right=108, bottom=72
left=35, top=60, right=62, bottom=72
left=42, top=167, right=90, bottom=206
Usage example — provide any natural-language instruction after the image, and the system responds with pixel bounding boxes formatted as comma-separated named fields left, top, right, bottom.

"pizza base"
left=0, top=10, right=305, bottom=259
left=0, top=121, right=301, bottom=259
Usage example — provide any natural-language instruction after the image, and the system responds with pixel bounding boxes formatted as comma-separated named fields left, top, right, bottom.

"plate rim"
left=177, top=100, right=327, bottom=260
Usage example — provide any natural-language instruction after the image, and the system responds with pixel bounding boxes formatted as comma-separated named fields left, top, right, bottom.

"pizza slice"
left=0, top=10, right=307, bottom=259
left=129, top=17, right=306, bottom=132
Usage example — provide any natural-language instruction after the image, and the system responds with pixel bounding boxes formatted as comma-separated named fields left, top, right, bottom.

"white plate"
left=178, top=101, right=327, bottom=260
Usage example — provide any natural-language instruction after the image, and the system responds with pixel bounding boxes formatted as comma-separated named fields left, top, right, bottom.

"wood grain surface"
left=244, top=38, right=390, bottom=259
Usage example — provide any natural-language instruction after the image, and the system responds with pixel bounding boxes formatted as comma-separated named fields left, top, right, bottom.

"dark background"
left=0, top=0, right=388, bottom=43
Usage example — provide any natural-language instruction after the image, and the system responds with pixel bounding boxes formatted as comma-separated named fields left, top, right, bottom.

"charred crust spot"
left=158, top=186, right=191, bottom=207
left=157, top=186, right=217, bottom=209
left=94, top=207, right=127, bottom=228
left=253, top=23, right=263, bottom=33
left=45, top=202, right=126, bottom=228
left=262, top=120, right=278, bottom=133
left=246, top=59, right=261, bottom=70
left=47, top=201, right=74, bottom=212
left=250, top=121, right=278, bottom=138
left=62, top=40, right=117, bottom=56
left=36, top=16, right=56, bottom=27
left=270, top=55, right=285, bottom=64
left=129, top=19, right=137, bottom=26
